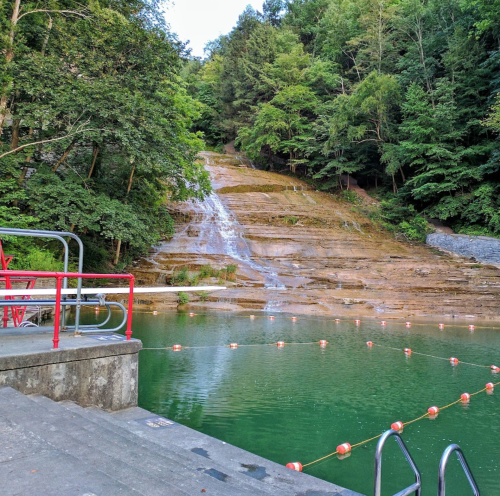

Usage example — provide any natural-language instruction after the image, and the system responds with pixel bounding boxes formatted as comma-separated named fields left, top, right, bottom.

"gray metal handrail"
left=438, top=444, right=480, bottom=496
left=374, top=430, right=422, bottom=496
left=0, top=228, right=84, bottom=332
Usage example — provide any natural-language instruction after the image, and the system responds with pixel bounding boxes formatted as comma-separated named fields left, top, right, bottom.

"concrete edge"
left=0, top=339, right=142, bottom=371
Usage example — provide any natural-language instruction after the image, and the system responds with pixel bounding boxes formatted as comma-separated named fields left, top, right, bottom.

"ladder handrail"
left=438, top=444, right=480, bottom=496
left=374, top=430, right=422, bottom=496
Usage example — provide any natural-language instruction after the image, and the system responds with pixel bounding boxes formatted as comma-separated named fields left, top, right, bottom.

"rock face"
left=132, top=152, right=500, bottom=321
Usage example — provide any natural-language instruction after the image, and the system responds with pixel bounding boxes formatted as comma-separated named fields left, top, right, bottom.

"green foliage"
left=1, top=0, right=209, bottom=271
left=177, top=292, right=190, bottom=305
left=171, top=266, right=189, bottom=286
left=196, top=291, right=209, bottom=302
left=283, top=216, right=300, bottom=225
left=199, top=264, right=219, bottom=279
left=12, top=248, right=65, bottom=272
left=380, top=198, right=434, bottom=242
left=182, top=0, right=500, bottom=237
left=225, top=264, right=238, bottom=274
left=339, top=190, right=362, bottom=204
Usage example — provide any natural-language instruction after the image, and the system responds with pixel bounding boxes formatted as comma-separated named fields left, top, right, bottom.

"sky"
left=164, top=1, right=265, bottom=58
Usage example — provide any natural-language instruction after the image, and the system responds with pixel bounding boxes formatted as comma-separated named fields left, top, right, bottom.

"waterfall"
left=194, top=193, right=285, bottom=289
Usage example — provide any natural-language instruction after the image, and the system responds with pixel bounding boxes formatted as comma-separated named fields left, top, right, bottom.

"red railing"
left=0, top=270, right=135, bottom=349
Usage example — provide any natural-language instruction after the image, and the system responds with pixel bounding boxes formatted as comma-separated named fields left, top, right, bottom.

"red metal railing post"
left=126, top=275, right=134, bottom=340
left=1, top=270, right=134, bottom=341
left=52, top=275, right=63, bottom=349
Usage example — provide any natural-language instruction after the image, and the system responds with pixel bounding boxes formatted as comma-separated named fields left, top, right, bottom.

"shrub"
left=196, top=291, right=209, bottom=301
left=398, top=216, right=433, bottom=242
left=226, top=264, right=237, bottom=274
left=340, top=190, right=362, bottom=204
left=171, top=266, right=189, bottom=285
left=177, top=292, right=189, bottom=304
left=283, top=216, right=299, bottom=225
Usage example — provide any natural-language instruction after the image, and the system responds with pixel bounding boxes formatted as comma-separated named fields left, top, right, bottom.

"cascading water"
left=193, top=193, right=285, bottom=289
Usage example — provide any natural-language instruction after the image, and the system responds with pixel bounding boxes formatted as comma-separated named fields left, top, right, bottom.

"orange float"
left=277, top=341, right=285, bottom=347
left=366, top=341, right=373, bottom=347
left=450, top=357, right=459, bottom=365
left=229, top=343, right=238, bottom=349
left=337, top=443, right=351, bottom=455
left=391, top=421, right=404, bottom=432
left=286, top=462, right=302, bottom=472
left=461, top=393, right=470, bottom=402
left=173, top=344, right=182, bottom=351
left=404, top=348, right=412, bottom=355
left=319, top=340, right=328, bottom=347
left=428, top=406, right=439, bottom=415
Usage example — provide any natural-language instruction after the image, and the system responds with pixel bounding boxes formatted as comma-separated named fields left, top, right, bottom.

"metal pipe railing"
left=0, top=231, right=70, bottom=328
left=438, top=444, right=480, bottom=496
left=0, top=270, right=134, bottom=348
left=374, top=430, right=422, bottom=496
left=0, top=228, right=84, bottom=332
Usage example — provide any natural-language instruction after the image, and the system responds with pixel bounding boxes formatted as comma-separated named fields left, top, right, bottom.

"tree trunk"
left=0, top=0, right=22, bottom=136
left=114, top=239, right=122, bottom=266
left=88, top=143, right=99, bottom=178
left=399, top=166, right=406, bottom=182
left=392, top=174, right=398, bottom=194
left=52, top=141, right=76, bottom=171
left=10, top=118, right=20, bottom=150
left=114, top=162, right=136, bottom=265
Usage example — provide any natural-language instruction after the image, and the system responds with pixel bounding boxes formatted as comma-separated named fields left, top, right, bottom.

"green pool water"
left=102, top=310, right=500, bottom=495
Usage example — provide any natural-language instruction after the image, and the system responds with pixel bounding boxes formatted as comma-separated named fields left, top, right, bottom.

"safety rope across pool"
left=296, top=380, right=500, bottom=470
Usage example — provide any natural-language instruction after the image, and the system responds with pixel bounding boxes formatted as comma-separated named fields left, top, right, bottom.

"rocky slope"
left=132, top=151, right=500, bottom=321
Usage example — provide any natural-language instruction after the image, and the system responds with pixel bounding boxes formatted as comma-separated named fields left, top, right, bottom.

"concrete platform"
left=0, top=386, right=365, bottom=496
left=0, top=332, right=141, bottom=411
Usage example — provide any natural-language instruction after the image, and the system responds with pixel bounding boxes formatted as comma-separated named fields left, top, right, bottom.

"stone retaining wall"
left=426, top=233, right=500, bottom=266
left=0, top=337, right=141, bottom=411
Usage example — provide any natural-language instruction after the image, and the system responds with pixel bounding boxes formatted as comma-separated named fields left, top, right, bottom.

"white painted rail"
left=0, top=286, right=226, bottom=297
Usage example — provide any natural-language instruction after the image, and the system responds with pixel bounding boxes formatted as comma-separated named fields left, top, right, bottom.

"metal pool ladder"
left=374, top=430, right=480, bottom=496
left=438, top=444, right=480, bottom=496
left=374, top=430, right=421, bottom=496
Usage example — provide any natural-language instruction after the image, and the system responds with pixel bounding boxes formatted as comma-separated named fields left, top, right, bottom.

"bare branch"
left=0, top=128, right=102, bottom=160
left=18, top=9, right=88, bottom=21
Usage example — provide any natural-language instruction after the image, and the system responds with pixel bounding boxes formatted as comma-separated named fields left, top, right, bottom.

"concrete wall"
left=427, top=233, right=500, bottom=266
left=0, top=339, right=141, bottom=411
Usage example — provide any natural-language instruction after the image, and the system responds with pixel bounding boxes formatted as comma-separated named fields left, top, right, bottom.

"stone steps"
left=0, top=386, right=362, bottom=496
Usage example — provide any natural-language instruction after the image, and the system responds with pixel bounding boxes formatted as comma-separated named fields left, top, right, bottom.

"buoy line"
left=369, top=341, right=496, bottom=370
left=287, top=380, right=500, bottom=472
left=141, top=341, right=326, bottom=351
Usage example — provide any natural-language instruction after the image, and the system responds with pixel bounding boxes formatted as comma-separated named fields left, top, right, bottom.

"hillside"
left=132, top=152, right=500, bottom=321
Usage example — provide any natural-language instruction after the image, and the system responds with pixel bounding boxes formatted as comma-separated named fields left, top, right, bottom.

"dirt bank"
left=131, top=151, right=500, bottom=321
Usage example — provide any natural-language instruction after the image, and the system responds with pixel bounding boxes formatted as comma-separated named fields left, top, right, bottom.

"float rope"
left=371, top=342, right=492, bottom=369
left=298, top=380, right=500, bottom=470
left=142, top=341, right=324, bottom=351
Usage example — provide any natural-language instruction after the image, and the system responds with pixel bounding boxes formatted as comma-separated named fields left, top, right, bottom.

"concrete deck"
left=0, top=386, right=364, bottom=496
left=0, top=331, right=364, bottom=495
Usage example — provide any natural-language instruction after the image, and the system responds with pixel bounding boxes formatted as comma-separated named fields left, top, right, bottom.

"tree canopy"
left=187, top=0, right=500, bottom=238
left=1, top=0, right=210, bottom=269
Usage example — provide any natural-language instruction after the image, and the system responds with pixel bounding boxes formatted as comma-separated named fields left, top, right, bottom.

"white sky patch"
left=165, top=1, right=265, bottom=58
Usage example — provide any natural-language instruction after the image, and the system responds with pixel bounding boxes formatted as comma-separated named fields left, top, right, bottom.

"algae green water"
left=108, top=311, right=500, bottom=495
